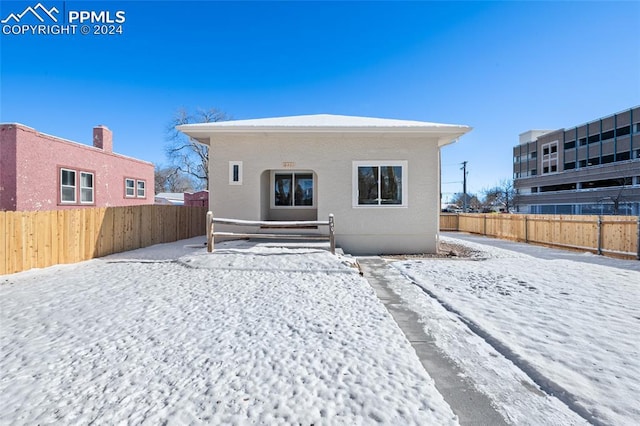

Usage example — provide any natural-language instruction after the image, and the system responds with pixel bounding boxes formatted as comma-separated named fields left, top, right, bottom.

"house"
left=154, top=191, right=208, bottom=206
left=0, top=123, right=154, bottom=211
left=513, top=107, right=640, bottom=215
left=177, top=114, right=471, bottom=254
left=155, top=192, right=185, bottom=205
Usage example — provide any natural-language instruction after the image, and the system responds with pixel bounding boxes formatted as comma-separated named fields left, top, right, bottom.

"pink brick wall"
left=0, top=124, right=155, bottom=211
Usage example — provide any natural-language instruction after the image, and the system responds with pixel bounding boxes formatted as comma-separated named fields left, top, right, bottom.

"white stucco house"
left=177, top=114, right=471, bottom=255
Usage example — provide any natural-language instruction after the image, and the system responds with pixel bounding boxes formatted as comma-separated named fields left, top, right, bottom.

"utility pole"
left=461, top=161, right=468, bottom=212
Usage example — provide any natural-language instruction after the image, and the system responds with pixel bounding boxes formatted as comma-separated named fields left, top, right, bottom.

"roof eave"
left=177, top=124, right=472, bottom=146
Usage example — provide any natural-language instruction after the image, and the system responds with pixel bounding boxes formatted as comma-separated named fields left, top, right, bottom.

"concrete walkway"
left=442, top=231, right=640, bottom=272
left=358, top=257, right=509, bottom=426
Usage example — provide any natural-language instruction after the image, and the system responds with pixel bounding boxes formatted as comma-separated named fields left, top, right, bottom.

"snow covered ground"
left=390, top=236, right=640, bottom=426
left=0, top=238, right=456, bottom=424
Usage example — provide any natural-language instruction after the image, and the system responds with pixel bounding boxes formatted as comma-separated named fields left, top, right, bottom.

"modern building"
left=178, top=114, right=471, bottom=254
left=0, top=123, right=155, bottom=211
left=513, top=107, right=640, bottom=215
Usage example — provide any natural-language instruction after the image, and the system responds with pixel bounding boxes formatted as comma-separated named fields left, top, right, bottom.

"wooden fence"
left=440, top=213, right=640, bottom=259
left=1, top=205, right=208, bottom=275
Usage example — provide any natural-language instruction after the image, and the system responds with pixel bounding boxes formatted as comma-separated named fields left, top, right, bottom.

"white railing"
left=206, top=212, right=336, bottom=254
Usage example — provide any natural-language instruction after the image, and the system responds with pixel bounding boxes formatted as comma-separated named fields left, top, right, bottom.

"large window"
left=353, top=161, right=407, bottom=207
left=80, top=172, right=94, bottom=204
left=125, top=178, right=146, bottom=198
left=60, top=169, right=76, bottom=203
left=273, top=172, right=314, bottom=207
left=541, top=141, right=558, bottom=174
left=60, top=168, right=94, bottom=205
left=137, top=180, right=146, bottom=198
left=125, top=178, right=135, bottom=197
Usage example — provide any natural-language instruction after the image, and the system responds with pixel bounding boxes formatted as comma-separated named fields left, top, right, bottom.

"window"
left=564, top=140, right=576, bottom=150
left=60, top=169, right=76, bottom=203
left=80, top=172, right=94, bottom=203
left=125, top=178, right=135, bottom=197
left=229, top=161, right=243, bottom=185
left=273, top=172, right=313, bottom=207
left=353, top=161, right=407, bottom=207
left=541, top=141, right=558, bottom=174
left=137, top=180, right=146, bottom=198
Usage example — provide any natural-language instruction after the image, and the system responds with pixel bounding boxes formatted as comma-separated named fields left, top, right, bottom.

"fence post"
left=524, top=215, right=529, bottom=243
left=329, top=214, right=335, bottom=255
left=206, top=211, right=213, bottom=253
left=636, top=216, right=640, bottom=261
left=483, top=214, right=487, bottom=236
left=597, top=215, right=603, bottom=256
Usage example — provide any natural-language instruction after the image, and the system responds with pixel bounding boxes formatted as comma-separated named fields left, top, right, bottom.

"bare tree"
left=482, top=179, right=517, bottom=212
left=165, top=107, right=230, bottom=190
left=154, top=165, right=196, bottom=193
left=450, top=192, right=481, bottom=211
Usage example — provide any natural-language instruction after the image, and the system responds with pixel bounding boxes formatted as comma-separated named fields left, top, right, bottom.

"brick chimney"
left=93, top=125, right=113, bottom=152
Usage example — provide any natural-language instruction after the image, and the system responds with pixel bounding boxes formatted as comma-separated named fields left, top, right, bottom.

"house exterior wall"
left=0, top=124, right=154, bottom=211
left=209, top=132, right=442, bottom=255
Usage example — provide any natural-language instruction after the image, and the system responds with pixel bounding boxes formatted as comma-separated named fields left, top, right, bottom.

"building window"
left=125, top=178, right=135, bottom=197
left=60, top=168, right=76, bottom=203
left=229, top=161, right=243, bottom=185
left=273, top=172, right=314, bottom=207
left=80, top=172, right=94, bottom=204
left=541, top=141, right=558, bottom=174
left=353, top=161, right=407, bottom=207
left=137, top=180, right=146, bottom=198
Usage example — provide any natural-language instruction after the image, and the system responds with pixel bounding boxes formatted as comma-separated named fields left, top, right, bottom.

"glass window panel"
left=61, top=187, right=75, bottom=202
left=137, top=180, right=146, bottom=197
left=125, top=179, right=135, bottom=196
left=81, top=188, right=93, bottom=203
left=274, top=174, right=292, bottom=206
left=358, top=166, right=379, bottom=205
left=380, top=166, right=402, bottom=204
left=294, top=173, right=313, bottom=206
left=61, top=169, right=75, bottom=186
left=80, top=172, right=93, bottom=188
left=232, top=165, right=239, bottom=182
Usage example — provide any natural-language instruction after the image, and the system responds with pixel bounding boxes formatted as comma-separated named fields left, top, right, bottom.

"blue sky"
left=1, top=1, right=639, bottom=200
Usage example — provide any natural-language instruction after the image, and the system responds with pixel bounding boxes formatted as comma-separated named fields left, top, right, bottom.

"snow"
left=3, top=233, right=638, bottom=425
left=390, top=236, right=640, bottom=426
left=0, top=238, right=456, bottom=424
left=176, top=113, right=470, bottom=129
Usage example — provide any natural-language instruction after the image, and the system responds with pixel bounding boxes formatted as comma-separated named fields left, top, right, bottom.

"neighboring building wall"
left=0, top=124, right=155, bottom=211
left=184, top=190, right=208, bottom=207
left=209, top=132, right=442, bottom=255
left=513, top=107, right=640, bottom=215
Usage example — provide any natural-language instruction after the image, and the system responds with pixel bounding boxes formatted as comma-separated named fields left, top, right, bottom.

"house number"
left=282, top=162, right=295, bottom=168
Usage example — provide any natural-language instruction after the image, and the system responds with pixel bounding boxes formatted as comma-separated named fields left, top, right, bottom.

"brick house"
left=0, top=123, right=155, bottom=211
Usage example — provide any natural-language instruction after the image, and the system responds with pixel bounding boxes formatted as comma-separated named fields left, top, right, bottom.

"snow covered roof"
left=177, top=114, right=471, bottom=146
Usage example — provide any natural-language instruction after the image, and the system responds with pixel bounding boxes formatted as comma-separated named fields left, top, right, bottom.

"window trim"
left=60, top=168, right=77, bottom=204
left=270, top=170, right=315, bottom=209
left=352, top=160, right=408, bottom=208
left=124, top=178, right=135, bottom=198
left=229, top=161, right=243, bottom=185
left=79, top=171, right=94, bottom=204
